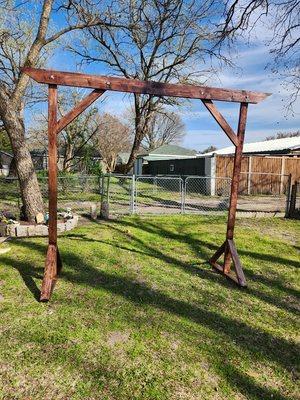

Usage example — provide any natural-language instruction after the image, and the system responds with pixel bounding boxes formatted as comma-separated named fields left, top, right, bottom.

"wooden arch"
left=23, top=67, right=270, bottom=302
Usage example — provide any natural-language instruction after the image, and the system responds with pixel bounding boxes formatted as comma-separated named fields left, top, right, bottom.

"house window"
left=170, top=164, right=174, bottom=172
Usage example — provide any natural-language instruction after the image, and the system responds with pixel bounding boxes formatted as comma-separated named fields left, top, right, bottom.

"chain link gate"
left=184, top=176, right=231, bottom=214
left=101, top=173, right=290, bottom=216
left=135, top=176, right=183, bottom=214
left=100, top=174, right=135, bottom=215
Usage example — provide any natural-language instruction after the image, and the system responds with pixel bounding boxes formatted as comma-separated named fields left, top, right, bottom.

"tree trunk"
left=63, top=140, right=74, bottom=172
left=1, top=101, right=44, bottom=221
left=125, top=133, right=142, bottom=173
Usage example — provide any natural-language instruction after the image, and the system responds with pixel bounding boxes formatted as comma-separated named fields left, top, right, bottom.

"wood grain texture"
left=224, top=102, right=248, bottom=272
left=40, top=85, right=58, bottom=302
left=227, top=239, right=247, bottom=287
left=201, top=99, right=239, bottom=146
left=48, top=84, right=58, bottom=245
left=40, top=244, right=57, bottom=302
left=22, top=67, right=271, bottom=104
left=209, top=241, right=226, bottom=264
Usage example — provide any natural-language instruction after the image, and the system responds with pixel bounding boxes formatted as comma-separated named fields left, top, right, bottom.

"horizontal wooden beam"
left=201, top=99, right=239, bottom=146
left=56, top=89, right=105, bottom=134
left=22, top=67, right=271, bottom=104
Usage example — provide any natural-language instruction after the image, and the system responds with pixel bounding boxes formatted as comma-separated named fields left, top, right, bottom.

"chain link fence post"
left=131, top=175, right=136, bottom=214
left=181, top=177, right=185, bottom=214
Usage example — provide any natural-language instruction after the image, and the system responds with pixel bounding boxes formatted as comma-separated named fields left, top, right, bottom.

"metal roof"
left=201, top=136, right=300, bottom=156
left=138, top=144, right=197, bottom=161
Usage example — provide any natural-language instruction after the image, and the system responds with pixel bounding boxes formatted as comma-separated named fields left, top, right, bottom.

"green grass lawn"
left=0, top=215, right=299, bottom=400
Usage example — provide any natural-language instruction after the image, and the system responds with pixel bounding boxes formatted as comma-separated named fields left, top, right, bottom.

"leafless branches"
left=141, top=109, right=185, bottom=151
left=219, top=0, right=300, bottom=113
left=93, top=113, right=131, bottom=172
left=68, top=0, right=225, bottom=171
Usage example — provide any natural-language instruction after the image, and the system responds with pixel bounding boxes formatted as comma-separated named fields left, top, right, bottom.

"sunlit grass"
left=0, top=215, right=299, bottom=399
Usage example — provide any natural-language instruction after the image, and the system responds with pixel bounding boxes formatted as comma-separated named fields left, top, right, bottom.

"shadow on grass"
left=2, top=228, right=299, bottom=399
left=221, top=365, right=295, bottom=400
left=3, top=237, right=299, bottom=376
left=64, top=218, right=300, bottom=315
left=2, top=255, right=42, bottom=301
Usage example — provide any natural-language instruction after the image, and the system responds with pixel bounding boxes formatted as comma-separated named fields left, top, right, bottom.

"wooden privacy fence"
left=216, top=155, right=300, bottom=195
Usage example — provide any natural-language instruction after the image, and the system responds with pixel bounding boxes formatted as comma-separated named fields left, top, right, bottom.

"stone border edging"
left=0, top=215, right=79, bottom=238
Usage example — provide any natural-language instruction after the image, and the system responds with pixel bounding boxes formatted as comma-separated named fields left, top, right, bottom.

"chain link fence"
left=0, top=172, right=292, bottom=218
left=100, top=174, right=134, bottom=215
left=0, top=175, right=101, bottom=216
left=102, top=173, right=291, bottom=216
left=135, top=176, right=183, bottom=214
left=184, top=176, right=231, bottom=214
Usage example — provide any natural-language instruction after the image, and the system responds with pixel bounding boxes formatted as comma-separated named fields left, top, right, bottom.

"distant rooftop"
left=201, top=136, right=300, bottom=156
left=140, top=144, right=197, bottom=161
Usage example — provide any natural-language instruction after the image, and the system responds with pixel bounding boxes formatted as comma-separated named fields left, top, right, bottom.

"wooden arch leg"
left=40, top=86, right=105, bottom=302
left=208, top=102, right=248, bottom=287
left=209, top=239, right=246, bottom=287
left=40, top=84, right=60, bottom=302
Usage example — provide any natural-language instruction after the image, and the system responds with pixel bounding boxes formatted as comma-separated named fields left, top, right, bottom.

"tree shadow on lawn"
left=65, top=219, right=300, bottom=315
left=221, top=365, right=295, bottom=400
left=116, top=218, right=300, bottom=269
left=113, top=218, right=300, bottom=292
left=1, top=254, right=43, bottom=301
left=4, top=239, right=299, bottom=373
left=3, top=238, right=299, bottom=399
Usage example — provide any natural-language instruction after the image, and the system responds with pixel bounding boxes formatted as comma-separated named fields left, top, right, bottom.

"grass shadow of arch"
left=3, top=238, right=299, bottom=377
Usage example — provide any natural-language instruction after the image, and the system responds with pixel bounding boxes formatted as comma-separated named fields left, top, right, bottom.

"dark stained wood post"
left=48, top=84, right=58, bottom=245
left=21, top=67, right=270, bottom=298
left=40, top=84, right=58, bottom=301
left=224, top=102, right=248, bottom=273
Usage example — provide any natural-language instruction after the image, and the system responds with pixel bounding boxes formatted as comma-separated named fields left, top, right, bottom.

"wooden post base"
left=209, top=239, right=247, bottom=287
left=40, top=244, right=62, bottom=302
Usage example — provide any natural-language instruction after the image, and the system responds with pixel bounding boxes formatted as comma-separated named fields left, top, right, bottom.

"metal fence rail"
left=185, top=176, right=231, bottom=214
left=100, top=174, right=134, bottom=215
left=135, top=176, right=183, bottom=214
left=0, top=172, right=293, bottom=218
left=102, top=173, right=291, bottom=216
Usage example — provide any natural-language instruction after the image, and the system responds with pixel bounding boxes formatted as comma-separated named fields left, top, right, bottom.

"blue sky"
left=32, top=7, right=300, bottom=153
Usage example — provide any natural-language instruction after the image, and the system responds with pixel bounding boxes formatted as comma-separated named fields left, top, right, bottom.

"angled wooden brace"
left=207, top=102, right=248, bottom=287
left=201, top=99, right=238, bottom=146
left=209, top=239, right=246, bottom=287
left=40, top=87, right=105, bottom=302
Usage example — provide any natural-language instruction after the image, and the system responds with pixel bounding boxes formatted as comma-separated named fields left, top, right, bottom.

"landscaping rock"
left=3, top=211, right=16, bottom=220
left=32, top=224, right=48, bottom=236
left=16, top=225, right=28, bottom=237
left=100, top=201, right=109, bottom=220
left=90, top=203, right=97, bottom=220
left=57, top=223, right=66, bottom=233
left=6, top=224, right=17, bottom=237
left=0, top=225, right=6, bottom=237
left=35, top=213, right=44, bottom=224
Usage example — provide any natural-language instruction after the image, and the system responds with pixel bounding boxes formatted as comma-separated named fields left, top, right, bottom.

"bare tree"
left=219, top=0, right=300, bottom=112
left=141, top=109, right=185, bottom=151
left=266, top=130, right=300, bottom=140
left=57, top=89, right=102, bottom=172
left=69, top=0, right=226, bottom=172
left=0, top=0, right=111, bottom=220
left=201, top=145, right=217, bottom=153
left=28, top=89, right=102, bottom=172
left=93, top=113, right=131, bottom=172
